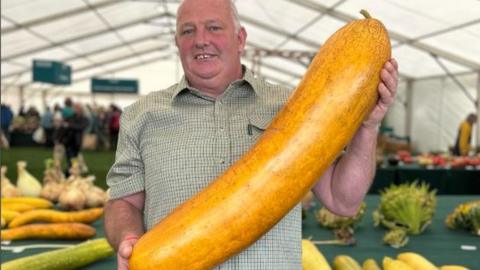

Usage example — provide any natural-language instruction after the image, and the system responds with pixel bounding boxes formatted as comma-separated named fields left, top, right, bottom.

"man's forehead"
left=178, top=19, right=224, bottom=27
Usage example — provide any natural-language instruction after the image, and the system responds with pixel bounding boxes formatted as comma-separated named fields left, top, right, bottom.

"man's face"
left=175, top=0, right=246, bottom=89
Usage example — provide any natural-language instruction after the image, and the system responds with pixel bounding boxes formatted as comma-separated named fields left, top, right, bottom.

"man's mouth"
left=195, top=54, right=215, bottom=60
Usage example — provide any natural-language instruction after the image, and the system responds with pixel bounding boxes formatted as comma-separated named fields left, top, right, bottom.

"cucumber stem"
left=360, top=9, right=372, bottom=19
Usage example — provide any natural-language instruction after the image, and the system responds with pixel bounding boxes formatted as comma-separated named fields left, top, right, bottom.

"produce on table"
left=129, top=10, right=391, bottom=269
left=440, top=266, right=470, bottom=270
left=362, top=259, right=381, bottom=270
left=1, top=197, right=53, bottom=208
left=397, top=252, right=437, bottom=270
left=315, top=202, right=366, bottom=245
left=58, top=159, right=108, bottom=211
left=302, top=239, right=332, bottom=270
left=16, top=161, right=42, bottom=197
left=0, top=223, right=96, bottom=241
left=1, top=203, right=38, bottom=212
left=1, top=166, right=21, bottom=197
left=372, top=181, right=436, bottom=248
left=0, top=209, right=19, bottom=225
left=445, top=200, right=480, bottom=236
left=40, top=159, right=66, bottom=202
left=383, top=256, right=414, bottom=270
left=0, top=238, right=114, bottom=270
left=1, top=215, right=5, bottom=228
left=1, top=197, right=53, bottom=215
left=8, top=207, right=103, bottom=228
left=332, top=255, right=362, bottom=270
left=382, top=228, right=408, bottom=249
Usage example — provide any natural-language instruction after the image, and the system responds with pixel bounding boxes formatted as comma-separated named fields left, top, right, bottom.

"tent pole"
left=405, top=79, right=414, bottom=145
left=476, top=72, right=480, bottom=151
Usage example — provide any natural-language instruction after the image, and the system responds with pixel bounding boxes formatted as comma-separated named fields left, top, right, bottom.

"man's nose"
left=194, top=30, right=209, bottom=49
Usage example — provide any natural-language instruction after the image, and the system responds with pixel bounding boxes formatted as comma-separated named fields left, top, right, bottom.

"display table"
left=372, top=165, right=480, bottom=194
left=2, top=196, right=479, bottom=269
left=303, top=195, right=479, bottom=269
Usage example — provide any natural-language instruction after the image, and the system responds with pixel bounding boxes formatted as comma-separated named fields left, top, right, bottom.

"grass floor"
left=1, top=146, right=115, bottom=190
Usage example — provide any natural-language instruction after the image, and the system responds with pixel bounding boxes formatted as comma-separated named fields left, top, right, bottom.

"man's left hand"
left=362, top=58, right=399, bottom=129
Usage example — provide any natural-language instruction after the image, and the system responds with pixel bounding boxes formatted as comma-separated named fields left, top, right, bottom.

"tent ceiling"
left=1, top=0, right=479, bottom=95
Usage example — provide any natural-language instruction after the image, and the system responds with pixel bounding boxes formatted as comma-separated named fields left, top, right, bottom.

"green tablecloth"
left=2, top=196, right=479, bottom=269
left=372, top=165, right=480, bottom=194
left=303, top=195, right=480, bottom=269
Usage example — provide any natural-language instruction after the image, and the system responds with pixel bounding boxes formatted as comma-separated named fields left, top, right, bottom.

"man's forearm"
left=104, top=199, right=145, bottom=251
left=330, top=125, right=378, bottom=212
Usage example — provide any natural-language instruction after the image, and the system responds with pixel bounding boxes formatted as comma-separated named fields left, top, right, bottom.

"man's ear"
left=174, top=34, right=179, bottom=48
left=237, top=27, right=247, bottom=54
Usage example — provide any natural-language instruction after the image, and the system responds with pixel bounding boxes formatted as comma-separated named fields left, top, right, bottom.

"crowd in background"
left=0, top=98, right=122, bottom=156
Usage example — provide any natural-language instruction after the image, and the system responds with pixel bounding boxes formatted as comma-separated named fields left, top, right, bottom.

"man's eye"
left=209, top=26, right=221, bottom=31
left=181, top=29, right=194, bottom=35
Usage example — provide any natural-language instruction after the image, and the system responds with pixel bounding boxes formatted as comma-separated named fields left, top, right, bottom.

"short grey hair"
left=177, top=0, right=242, bottom=33
left=228, top=0, right=242, bottom=33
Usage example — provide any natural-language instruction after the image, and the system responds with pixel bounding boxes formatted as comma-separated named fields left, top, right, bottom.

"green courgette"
left=1, top=238, right=114, bottom=270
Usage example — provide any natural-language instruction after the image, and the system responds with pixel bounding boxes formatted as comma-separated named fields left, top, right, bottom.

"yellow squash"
left=302, top=239, right=332, bottom=270
left=130, top=11, right=391, bottom=270
left=8, top=208, right=103, bottom=228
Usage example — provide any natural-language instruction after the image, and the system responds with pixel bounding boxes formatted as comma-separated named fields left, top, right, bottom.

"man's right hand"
left=117, top=236, right=139, bottom=270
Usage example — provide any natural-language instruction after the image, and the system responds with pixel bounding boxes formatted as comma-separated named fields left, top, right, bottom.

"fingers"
left=378, top=82, right=394, bottom=106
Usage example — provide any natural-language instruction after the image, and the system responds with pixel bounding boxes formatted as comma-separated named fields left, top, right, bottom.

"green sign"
left=32, top=60, right=71, bottom=85
left=91, top=78, right=139, bottom=94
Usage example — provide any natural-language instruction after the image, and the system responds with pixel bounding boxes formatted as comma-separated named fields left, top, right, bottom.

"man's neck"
left=187, top=66, right=245, bottom=99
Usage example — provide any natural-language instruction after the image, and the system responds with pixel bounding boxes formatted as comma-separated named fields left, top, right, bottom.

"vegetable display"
left=445, top=200, right=480, bottom=236
left=0, top=238, right=114, bottom=270
left=1, top=223, right=96, bottom=240
left=129, top=10, right=391, bottom=270
left=302, top=239, right=332, bottom=270
left=372, top=181, right=436, bottom=248
left=16, top=161, right=42, bottom=197
left=8, top=207, right=104, bottom=228
left=332, top=255, right=362, bottom=270
left=315, top=202, right=366, bottom=245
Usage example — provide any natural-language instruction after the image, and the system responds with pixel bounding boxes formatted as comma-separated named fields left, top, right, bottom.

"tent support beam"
left=2, top=12, right=174, bottom=61
left=1, top=0, right=123, bottom=34
left=405, top=79, right=414, bottom=142
left=477, top=73, right=480, bottom=150
left=288, top=0, right=480, bottom=70
left=2, top=31, right=172, bottom=79
left=431, top=53, right=476, bottom=106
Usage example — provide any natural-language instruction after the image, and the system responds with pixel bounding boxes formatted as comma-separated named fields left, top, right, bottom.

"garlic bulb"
left=16, top=161, right=42, bottom=197
left=40, top=159, right=66, bottom=202
left=1, top=166, right=21, bottom=198
left=58, top=182, right=86, bottom=211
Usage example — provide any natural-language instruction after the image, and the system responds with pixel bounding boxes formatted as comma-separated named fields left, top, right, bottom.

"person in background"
left=108, top=104, right=121, bottom=151
left=0, top=103, right=14, bottom=144
left=104, top=0, right=399, bottom=269
left=62, top=103, right=89, bottom=172
left=41, top=106, right=54, bottom=147
left=62, top=97, right=75, bottom=120
left=453, top=113, right=478, bottom=156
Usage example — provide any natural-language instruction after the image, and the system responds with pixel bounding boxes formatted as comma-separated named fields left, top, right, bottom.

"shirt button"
left=219, top=126, right=225, bottom=131
left=218, top=158, right=225, bottom=164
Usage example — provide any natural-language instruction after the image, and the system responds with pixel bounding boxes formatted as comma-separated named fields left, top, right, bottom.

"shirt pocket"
left=247, top=112, right=274, bottom=142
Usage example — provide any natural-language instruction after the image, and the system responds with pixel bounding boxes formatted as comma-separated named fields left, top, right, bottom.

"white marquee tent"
left=1, top=0, right=480, bottom=153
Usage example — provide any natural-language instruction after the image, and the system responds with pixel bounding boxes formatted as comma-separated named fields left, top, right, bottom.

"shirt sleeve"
left=106, top=110, right=145, bottom=200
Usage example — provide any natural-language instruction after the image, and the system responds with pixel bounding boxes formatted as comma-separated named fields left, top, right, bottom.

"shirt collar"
left=169, top=65, right=262, bottom=102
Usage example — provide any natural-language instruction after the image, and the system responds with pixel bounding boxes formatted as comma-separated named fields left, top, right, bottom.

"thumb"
left=118, top=238, right=138, bottom=259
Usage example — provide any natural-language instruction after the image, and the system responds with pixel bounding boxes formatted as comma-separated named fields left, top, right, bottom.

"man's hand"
left=117, top=235, right=139, bottom=270
left=362, top=58, right=399, bottom=129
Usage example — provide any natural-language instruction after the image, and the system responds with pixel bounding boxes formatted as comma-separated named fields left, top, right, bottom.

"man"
left=104, top=0, right=399, bottom=269
left=453, top=113, right=477, bottom=156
